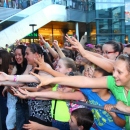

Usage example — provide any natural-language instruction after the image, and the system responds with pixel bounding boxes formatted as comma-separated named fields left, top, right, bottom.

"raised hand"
left=34, top=55, right=48, bottom=72
left=65, top=34, right=86, bottom=56
left=53, top=40, right=59, bottom=49
left=30, top=72, right=52, bottom=88
left=39, top=34, right=46, bottom=44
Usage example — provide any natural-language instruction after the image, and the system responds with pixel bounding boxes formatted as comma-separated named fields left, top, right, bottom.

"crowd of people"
left=0, top=0, right=90, bottom=11
left=0, top=34, right=130, bottom=130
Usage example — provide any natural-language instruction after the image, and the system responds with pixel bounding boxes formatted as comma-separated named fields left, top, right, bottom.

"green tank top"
left=51, top=84, right=70, bottom=122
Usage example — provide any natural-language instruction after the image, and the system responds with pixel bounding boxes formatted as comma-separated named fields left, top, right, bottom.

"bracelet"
left=14, top=75, right=17, bottom=82
left=13, top=75, right=19, bottom=82
left=32, top=97, right=35, bottom=100
left=44, top=42, right=50, bottom=49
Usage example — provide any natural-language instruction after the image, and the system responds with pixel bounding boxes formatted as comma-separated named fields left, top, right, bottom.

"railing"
left=0, top=0, right=95, bottom=12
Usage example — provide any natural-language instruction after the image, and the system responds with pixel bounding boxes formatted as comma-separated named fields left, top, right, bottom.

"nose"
left=103, top=53, right=107, bottom=58
left=15, top=55, right=19, bottom=59
left=113, top=70, right=117, bottom=78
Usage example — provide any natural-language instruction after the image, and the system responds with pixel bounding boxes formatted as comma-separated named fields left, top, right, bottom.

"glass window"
left=96, top=0, right=124, bottom=3
left=96, top=3, right=124, bottom=10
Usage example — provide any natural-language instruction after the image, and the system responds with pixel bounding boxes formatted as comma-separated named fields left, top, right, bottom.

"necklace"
left=124, top=87, right=129, bottom=93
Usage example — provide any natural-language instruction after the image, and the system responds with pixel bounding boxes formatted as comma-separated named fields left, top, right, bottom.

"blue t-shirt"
left=80, top=88, right=125, bottom=130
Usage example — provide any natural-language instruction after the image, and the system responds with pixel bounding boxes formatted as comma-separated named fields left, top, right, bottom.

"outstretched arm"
left=104, top=104, right=126, bottom=127
left=115, top=101, right=130, bottom=113
left=34, top=56, right=65, bottom=77
left=31, top=72, right=108, bottom=89
left=23, top=120, right=59, bottom=130
left=13, top=88, right=85, bottom=101
left=65, top=35, right=114, bottom=73
left=53, top=40, right=66, bottom=58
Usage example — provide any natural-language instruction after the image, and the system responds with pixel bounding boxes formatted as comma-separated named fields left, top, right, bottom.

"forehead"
left=123, top=47, right=130, bottom=55
left=15, top=49, right=22, bottom=54
left=25, top=47, right=31, bottom=53
left=102, top=44, right=114, bottom=51
left=114, top=59, right=128, bottom=70
left=57, top=59, right=64, bottom=65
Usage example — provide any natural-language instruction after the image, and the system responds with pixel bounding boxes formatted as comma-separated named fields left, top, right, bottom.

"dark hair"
left=117, top=54, right=130, bottom=72
left=0, top=50, right=10, bottom=74
left=61, top=57, right=77, bottom=72
left=14, top=45, right=28, bottom=75
left=95, top=66, right=112, bottom=76
left=71, top=108, right=94, bottom=130
left=9, top=62, right=15, bottom=66
left=104, top=41, right=122, bottom=54
left=28, top=43, right=53, bottom=69
left=9, top=52, right=15, bottom=62
left=95, top=44, right=102, bottom=51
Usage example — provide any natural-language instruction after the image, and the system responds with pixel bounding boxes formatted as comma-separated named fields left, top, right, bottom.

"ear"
left=67, top=68, right=72, bottom=73
left=115, top=52, right=119, bottom=57
left=34, top=53, right=40, bottom=58
left=78, top=125, right=84, bottom=130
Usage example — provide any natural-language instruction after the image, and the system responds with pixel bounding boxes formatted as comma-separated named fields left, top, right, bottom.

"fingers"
left=104, top=104, right=115, bottom=112
left=64, top=46, right=73, bottom=50
left=30, top=72, right=40, bottom=80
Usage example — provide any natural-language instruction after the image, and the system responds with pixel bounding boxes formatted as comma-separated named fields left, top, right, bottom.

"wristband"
left=32, top=98, right=35, bottom=100
left=13, top=75, right=17, bottom=82
left=13, top=75, right=19, bottom=82
left=44, top=42, right=50, bottom=49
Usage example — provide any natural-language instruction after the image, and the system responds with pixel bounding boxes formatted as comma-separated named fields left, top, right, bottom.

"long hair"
left=28, top=43, right=53, bottom=69
left=0, top=50, right=10, bottom=74
left=14, top=45, right=28, bottom=75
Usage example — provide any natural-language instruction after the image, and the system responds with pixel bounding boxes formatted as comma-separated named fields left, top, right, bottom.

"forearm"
left=7, top=75, right=40, bottom=83
left=47, top=76, right=107, bottom=88
left=87, top=50, right=104, bottom=58
left=47, top=46, right=59, bottom=59
left=45, top=68, right=66, bottom=77
left=112, top=115, right=126, bottom=127
left=32, top=91, right=62, bottom=100
left=55, top=47, right=65, bottom=58
left=0, top=81, right=24, bottom=87
left=83, top=52, right=114, bottom=73
left=22, top=86, right=38, bottom=92
left=116, top=104, right=130, bottom=113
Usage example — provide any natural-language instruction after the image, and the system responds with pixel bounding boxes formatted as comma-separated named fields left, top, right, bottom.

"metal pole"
left=29, top=24, right=37, bottom=43
left=72, top=101, right=130, bottom=116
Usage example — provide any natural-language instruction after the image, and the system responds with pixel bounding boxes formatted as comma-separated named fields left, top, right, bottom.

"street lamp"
left=29, top=24, right=37, bottom=43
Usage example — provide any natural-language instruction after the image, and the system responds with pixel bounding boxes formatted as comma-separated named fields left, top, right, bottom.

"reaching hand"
left=39, top=34, right=46, bottom=44
left=53, top=40, right=59, bottom=49
left=104, top=104, right=116, bottom=117
left=11, top=87, right=28, bottom=99
left=34, top=55, right=49, bottom=72
left=23, top=120, right=45, bottom=130
left=65, top=34, right=86, bottom=56
left=30, top=72, right=52, bottom=88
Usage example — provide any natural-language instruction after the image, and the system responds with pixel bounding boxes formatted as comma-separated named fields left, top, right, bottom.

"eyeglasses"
left=103, top=51, right=115, bottom=55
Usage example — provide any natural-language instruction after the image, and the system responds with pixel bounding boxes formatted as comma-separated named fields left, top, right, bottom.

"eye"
left=118, top=70, right=122, bottom=74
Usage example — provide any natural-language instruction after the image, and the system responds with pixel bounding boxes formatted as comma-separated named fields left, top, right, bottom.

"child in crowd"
left=12, top=57, right=87, bottom=130
left=28, top=66, right=126, bottom=130
left=6, top=62, right=17, bottom=130
left=22, top=108, right=94, bottom=130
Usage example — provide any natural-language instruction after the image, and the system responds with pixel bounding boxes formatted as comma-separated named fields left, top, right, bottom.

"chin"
left=115, top=81, right=122, bottom=86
